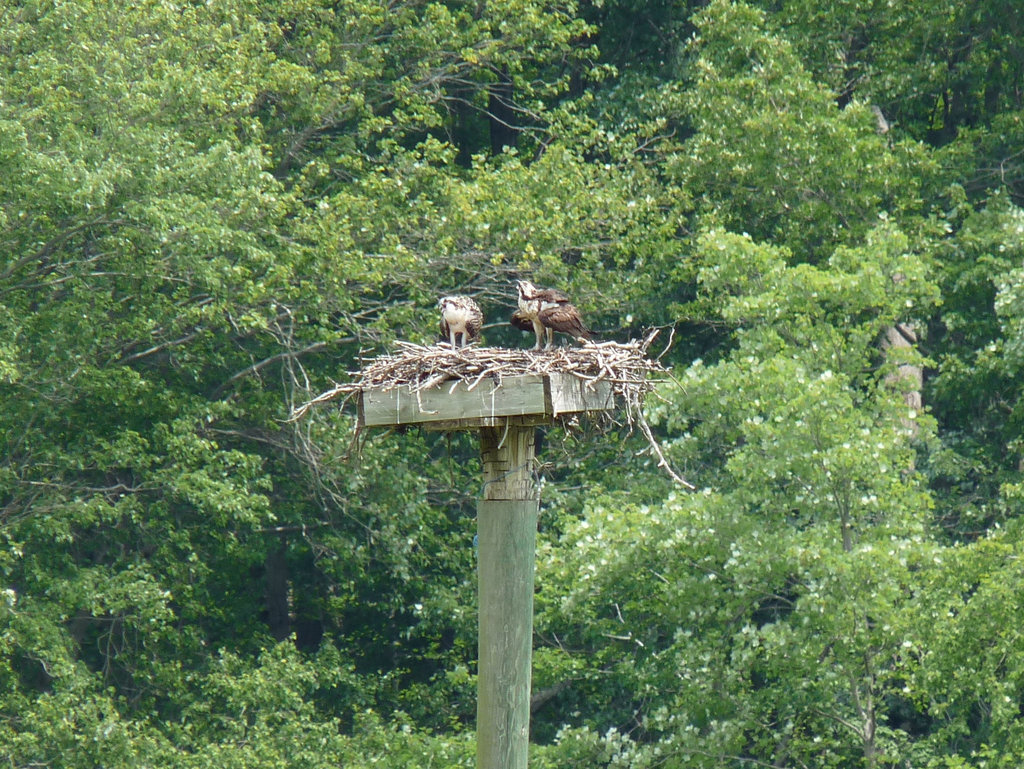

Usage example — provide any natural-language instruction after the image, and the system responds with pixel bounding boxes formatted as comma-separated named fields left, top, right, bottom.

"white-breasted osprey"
left=515, top=279, right=592, bottom=350
left=437, top=295, right=483, bottom=347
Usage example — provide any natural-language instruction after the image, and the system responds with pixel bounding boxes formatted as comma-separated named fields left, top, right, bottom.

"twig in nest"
left=636, top=410, right=695, bottom=490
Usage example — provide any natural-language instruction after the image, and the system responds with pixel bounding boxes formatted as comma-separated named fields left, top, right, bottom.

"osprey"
left=437, top=295, right=483, bottom=348
left=515, top=279, right=592, bottom=350
left=510, top=309, right=533, bottom=333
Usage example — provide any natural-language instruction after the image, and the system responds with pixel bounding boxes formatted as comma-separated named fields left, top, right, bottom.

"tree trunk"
left=488, top=68, right=517, bottom=154
left=880, top=322, right=922, bottom=441
left=265, top=541, right=291, bottom=642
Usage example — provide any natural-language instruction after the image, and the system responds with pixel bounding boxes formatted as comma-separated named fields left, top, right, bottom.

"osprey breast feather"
left=437, top=295, right=483, bottom=347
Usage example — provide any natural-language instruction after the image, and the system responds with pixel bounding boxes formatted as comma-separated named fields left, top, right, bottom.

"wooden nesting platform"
left=292, top=335, right=665, bottom=433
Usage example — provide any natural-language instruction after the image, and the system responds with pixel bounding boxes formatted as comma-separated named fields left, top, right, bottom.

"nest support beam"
left=477, top=423, right=538, bottom=769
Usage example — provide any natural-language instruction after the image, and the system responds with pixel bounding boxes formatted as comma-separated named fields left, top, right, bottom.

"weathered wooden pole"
left=358, top=372, right=613, bottom=769
left=477, top=424, right=537, bottom=769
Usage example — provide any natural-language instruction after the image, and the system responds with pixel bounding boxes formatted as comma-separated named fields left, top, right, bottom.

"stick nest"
left=292, top=331, right=664, bottom=420
left=289, top=330, right=692, bottom=488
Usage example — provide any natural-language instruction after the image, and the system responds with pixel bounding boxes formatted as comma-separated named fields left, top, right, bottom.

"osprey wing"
left=538, top=303, right=591, bottom=341
left=464, top=300, right=483, bottom=341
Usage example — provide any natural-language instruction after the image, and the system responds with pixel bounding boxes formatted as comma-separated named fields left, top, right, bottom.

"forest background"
left=3, top=0, right=1024, bottom=766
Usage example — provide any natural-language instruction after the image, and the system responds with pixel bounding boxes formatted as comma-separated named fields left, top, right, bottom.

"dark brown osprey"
left=510, top=309, right=533, bottom=333
left=438, top=295, right=483, bottom=347
left=515, top=279, right=592, bottom=350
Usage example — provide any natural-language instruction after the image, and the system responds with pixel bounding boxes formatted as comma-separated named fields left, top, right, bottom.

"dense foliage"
left=2, top=0, right=1023, bottom=766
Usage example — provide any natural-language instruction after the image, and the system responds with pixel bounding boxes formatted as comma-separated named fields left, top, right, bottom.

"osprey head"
left=516, top=280, right=538, bottom=300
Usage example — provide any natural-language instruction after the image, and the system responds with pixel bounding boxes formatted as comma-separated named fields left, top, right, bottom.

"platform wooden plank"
left=360, top=374, right=545, bottom=427
left=359, top=372, right=615, bottom=429
left=547, top=372, right=614, bottom=415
